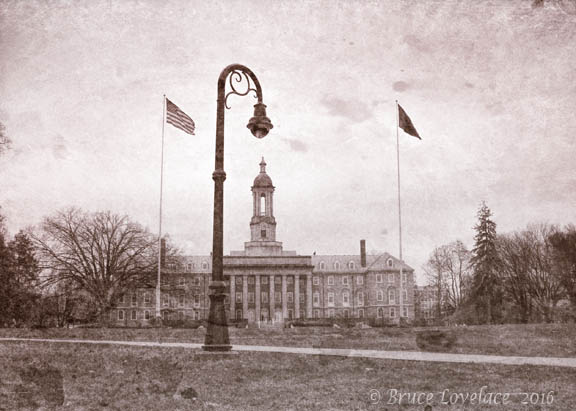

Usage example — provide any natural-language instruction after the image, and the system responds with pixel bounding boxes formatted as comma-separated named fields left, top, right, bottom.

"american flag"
left=166, top=98, right=195, bottom=135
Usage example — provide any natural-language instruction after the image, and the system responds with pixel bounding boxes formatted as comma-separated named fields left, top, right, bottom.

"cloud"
left=393, top=81, right=410, bottom=92
left=402, top=34, right=431, bottom=53
left=282, top=138, right=308, bottom=153
left=320, top=95, right=373, bottom=123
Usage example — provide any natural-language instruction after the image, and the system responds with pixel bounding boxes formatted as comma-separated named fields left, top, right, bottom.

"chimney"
left=360, top=239, right=366, bottom=267
left=160, top=238, right=166, bottom=268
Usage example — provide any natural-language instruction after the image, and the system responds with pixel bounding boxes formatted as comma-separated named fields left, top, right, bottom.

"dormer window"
left=319, top=261, right=326, bottom=270
left=348, top=261, right=355, bottom=269
left=333, top=261, right=341, bottom=270
left=387, top=258, right=393, bottom=267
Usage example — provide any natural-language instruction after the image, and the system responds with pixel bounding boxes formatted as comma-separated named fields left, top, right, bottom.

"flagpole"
left=396, top=100, right=404, bottom=319
left=156, top=95, right=166, bottom=320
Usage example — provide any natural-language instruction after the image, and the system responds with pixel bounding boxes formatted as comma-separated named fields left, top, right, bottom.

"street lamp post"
left=202, top=64, right=273, bottom=351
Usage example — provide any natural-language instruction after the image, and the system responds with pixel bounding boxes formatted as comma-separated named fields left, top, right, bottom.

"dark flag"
left=166, top=98, right=195, bottom=135
left=398, top=104, right=421, bottom=140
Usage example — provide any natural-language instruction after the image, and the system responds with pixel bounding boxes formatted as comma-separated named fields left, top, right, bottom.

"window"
left=357, top=276, right=363, bottom=285
left=348, top=261, right=355, bottom=269
left=402, top=290, right=408, bottom=303
left=387, top=258, right=393, bottom=267
left=236, top=292, right=242, bottom=303
left=261, top=223, right=266, bottom=238
left=402, top=272, right=408, bottom=283
left=261, top=292, right=268, bottom=303
left=377, top=308, right=384, bottom=318
left=377, top=290, right=384, bottom=302
left=248, top=292, right=255, bottom=303
left=342, top=292, right=350, bottom=306
left=237, top=276, right=243, bottom=285
left=202, top=261, right=208, bottom=270
left=195, top=311, right=200, bottom=320
left=327, top=292, right=335, bottom=306
left=313, top=276, right=320, bottom=286
left=357, top=292, right=364, bottom=306
left=194, top=294, right=200, bottom=307
left=342, top=276, right=349, bottom=286
left=300, top=310, right=306, bottom=319
left=402, top=306, right=408, bottom=317
left=275, top=276, right=281, bottom=284
left=343, top=309, right=349, bottom=318
left=358, top=308, right=365, bottom=318
left=248, top=276, right=255, bottom=285
left=144, top=293, right=151, bottom=304
left=319, top=261, right=326, bottom=270
left=333, top=261, right=341, bottom=270
left=261, top=276, right=268, bottom=284
left=389, top=289, right=396, bottom=304
left=178, top=294, right=184, bottom=307
left=376, top=274, right=383, bottom=283
left=287, top=292, right=293, bottom=303
left=299, top=294, right=305, bottom=304
left=118, top=310, right=125, bottom=320
left=313, top=292, right=320, bottom=306
left=328, top=309, right=335, bottom=318
left=275, top=292, right=281, bottom=302
left=328, top=276, right=334, bottom=286
left=187, top=263, right=192, bottom=272
left=260, top=194, right=266, bottom=216
left=388, top=273, right=394, bottom=283
left=390, top=307, right=396, bottom=318
left=131, top=310, right=137, bottom=320
left=314, top=309, right=320, bottom=318
left=178, top=311, right=184, bottom=320
left=162, top=295, right=168, bottom=307
left=144, top=310, right=150, bottom=320
left=236, top=309, right=243, bottom=320
left=179, top=277, right=185, bottom=286
left=288, top=309, right=293, bottom=320
left=119, top=294, right=125, bottom=304
left=131, top=294, right=137, bottom=306
left=287, top=276, right=293, bottom=284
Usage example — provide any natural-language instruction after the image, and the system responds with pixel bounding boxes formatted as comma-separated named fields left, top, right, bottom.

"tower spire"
left=260, top=157, right=266, bottom=173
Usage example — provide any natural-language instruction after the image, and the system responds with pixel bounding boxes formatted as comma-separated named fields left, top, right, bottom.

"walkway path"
left=2, top=337, right=576, bottom=368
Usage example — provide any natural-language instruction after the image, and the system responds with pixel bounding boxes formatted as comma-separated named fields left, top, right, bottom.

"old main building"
left=113, top=159, right=415, bottom=325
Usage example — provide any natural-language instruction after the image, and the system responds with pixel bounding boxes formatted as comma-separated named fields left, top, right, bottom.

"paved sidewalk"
left=2, top=337, right=576, bottom=368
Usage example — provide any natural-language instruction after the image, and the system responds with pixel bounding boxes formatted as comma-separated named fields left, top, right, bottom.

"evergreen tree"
left=469, top=202, right=501, bottom=323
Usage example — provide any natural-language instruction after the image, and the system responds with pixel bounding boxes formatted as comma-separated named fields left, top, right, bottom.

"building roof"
left=311, top=253, right=413, bottom=272
left=252, top=157, right=274, bottom=188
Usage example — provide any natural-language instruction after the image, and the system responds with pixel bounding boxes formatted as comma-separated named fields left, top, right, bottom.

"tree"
left=0, top=217, right=41, bottom=326
left=498, top=224, right=563, bottom=322
left=549, top=224, right=576, bottom=318
left=33, top=208, right=161, bottom=322
left=469, top=202, right=502, bottom=324
left=424, top=241, right=472, bottom=319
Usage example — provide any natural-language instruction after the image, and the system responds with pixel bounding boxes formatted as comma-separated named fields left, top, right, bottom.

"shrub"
left=415, top=329, right=457, bottom=351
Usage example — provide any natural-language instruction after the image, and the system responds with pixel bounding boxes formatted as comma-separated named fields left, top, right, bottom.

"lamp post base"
left=201, top=344, right=233, bottom=352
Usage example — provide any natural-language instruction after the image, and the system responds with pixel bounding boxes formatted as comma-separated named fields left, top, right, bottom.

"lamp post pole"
left=203, top=64, right=273, bottom=351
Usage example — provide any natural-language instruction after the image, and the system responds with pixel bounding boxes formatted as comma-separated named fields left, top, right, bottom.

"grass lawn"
left=1, top=341, right=575, bottom=410
left=1, top=323, right=576, bottom=357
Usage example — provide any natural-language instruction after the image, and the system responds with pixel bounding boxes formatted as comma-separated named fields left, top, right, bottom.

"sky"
left=1, top=0, right=575, bottom=284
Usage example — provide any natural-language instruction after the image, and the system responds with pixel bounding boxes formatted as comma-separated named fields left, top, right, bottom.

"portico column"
left=281, top=274, right=287, bottom=321
left=242, top=275, right=248, bottom=320
left=255, top=275, right=261, bottom=322
left=269, top=275, right=275, bottom=321
left=230, top=275, right=235, bottom=318
left=306, top=274, right=312, bottom=319
left=294, top=274, right=300, bottom=319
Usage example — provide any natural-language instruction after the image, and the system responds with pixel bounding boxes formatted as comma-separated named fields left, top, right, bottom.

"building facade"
left=112, top=159, right=415, bottom=325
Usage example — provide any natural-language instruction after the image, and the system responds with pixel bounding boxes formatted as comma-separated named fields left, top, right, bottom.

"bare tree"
left=498, top=224, right=564, bottom=322
left=549, top=224, right=576, bottom=318
left=33, top=208, right=160, bottom=321
left=424, top=241, right=472, bottom=318
left=0, top=122, right=11, bottom=156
